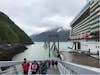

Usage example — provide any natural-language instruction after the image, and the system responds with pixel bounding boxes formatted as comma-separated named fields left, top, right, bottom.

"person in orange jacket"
left=22, top=58, right=30, bottom=75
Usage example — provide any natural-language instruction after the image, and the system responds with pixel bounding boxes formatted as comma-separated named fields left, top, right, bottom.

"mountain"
left=30, top=27, right=70, bottom=42
left=0, top=11, right=33, bottom=60
left=0, top=11, right=33, bottom=44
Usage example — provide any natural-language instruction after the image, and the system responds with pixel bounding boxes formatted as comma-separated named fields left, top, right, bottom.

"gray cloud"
left=0, top=0, right=87, bottom=35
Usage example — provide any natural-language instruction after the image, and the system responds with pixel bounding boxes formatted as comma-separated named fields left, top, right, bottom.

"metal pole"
left=57, top=35, right=60, bottom=57
left=49, top=41, right=50, bottom=58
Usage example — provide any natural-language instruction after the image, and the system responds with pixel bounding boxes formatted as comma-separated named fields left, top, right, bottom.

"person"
left=31, top=61, right=39, bottom=74
left=48, top=60, right=51, bottom=68
left=54, top=61, right=58, bottom=67
left=38, top=61, right=42, bottom=74
left=22, top=58, right=30, bottom=75
left=51, top=60, right=55, bottom=67
left=41, top=61, right=48, bottom=74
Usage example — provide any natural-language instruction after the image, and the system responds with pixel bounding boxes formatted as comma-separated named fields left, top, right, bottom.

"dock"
left=60, top=51, right=100, bottom=68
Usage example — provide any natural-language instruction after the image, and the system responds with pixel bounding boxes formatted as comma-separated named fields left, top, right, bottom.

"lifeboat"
left=79, top=33, right=89, bottom=38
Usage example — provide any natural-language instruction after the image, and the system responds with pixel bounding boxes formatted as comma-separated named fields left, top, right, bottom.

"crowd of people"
left=22, top=58, right=58, bottom=75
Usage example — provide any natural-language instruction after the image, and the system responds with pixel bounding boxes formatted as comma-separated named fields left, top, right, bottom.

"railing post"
left=13, top=66, right=18, bottom=74
left=0, top=68, right=2, bottom=74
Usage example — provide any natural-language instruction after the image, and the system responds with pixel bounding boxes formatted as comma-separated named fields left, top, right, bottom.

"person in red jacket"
left=22, top=58, right=30, bottom=74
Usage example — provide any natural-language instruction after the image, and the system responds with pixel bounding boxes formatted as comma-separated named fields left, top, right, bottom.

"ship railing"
left=0, top=60, right=100, bottom=75
left=0, top=60, right=50, bottom=75
left=0, top=61, right=23, bottom=75
left=58, top=61, right=100, bottom=75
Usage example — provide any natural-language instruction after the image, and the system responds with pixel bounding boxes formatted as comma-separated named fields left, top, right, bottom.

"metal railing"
left=0, top=61, right=23, bottom=75
left=58, top=61, right=100, bottom=75
left=0, top=60, right=100, bottom=75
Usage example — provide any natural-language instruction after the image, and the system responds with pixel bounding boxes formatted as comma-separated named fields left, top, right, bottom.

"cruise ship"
left=70, top=0, right=100, bottom=58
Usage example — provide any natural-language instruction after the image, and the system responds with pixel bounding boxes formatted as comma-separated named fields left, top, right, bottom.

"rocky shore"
left=0, top=44, right=28, bottom=61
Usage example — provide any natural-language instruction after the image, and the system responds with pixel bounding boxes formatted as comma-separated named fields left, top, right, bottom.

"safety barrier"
left=0, top=61, right=23, bottom=75
left=58, top=61, right=100, bottom=75
left=0, top=60, right=100, bottom=75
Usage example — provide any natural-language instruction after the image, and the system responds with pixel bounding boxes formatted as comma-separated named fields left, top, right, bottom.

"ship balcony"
left=91, top=28, right=100, bottom=33
left=90, top=3, right=100, bottom=12
left=90, top=13, right=100, bottom=21
left=91, top=23, right=100, bottom=28
left=90, top=0, right=99, bottom=8
left=90, top=18, right=99, bottom=24
left=90, top=8, right=100, bottom=17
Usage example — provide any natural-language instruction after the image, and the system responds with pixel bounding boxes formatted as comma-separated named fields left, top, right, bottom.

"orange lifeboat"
left=81, top=33, right=89, bottom=38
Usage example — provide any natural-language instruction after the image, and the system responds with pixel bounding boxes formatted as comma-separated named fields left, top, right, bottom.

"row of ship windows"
left=72, top=16, right=90, bottom=28
left=91, top=19, right=99, bottom=25
left=90, top=13, right=100, bottom=21
left=90, top=8, right=100, bottom=18
left=90, top=18, right=100, bottom=25
left=90, top=3, right=100, bottom=12
left=75, top=6, right=100, bottom=27
left=72, top=18, right=99, bottom=31
left=73, top=25, right=90, bottom=31
left=91, top=6, right=100, bottom=14
left=71, top=29, right=89, bottom=34
left=90, top=0, right=99, bottom=8
left=91, top=25, right=100, bottom=29
left=76, top=16, right=100, bottom=28
left=73, top=22, right=99, bottom=32
left=72, top=29, right=90, bottom=34
left=73, top=30, right=90, bottom=34
left=90, top=0, right=98, bottom=5
left=73, top=18, right=90, bottom=30
left=72, top=25, right=100, bottom=35
left=72, top=3, right=100, bottom=32
left=72, top=14, right=98, bottom=30
left=72, top=28, right=90, bottom=32
left=74, top=23, right=88, bottom=30
left=73, top=25, right=89, bottom=32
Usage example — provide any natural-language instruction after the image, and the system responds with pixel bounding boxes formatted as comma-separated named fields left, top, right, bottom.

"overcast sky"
left=0, top=0, right=87, bottom=35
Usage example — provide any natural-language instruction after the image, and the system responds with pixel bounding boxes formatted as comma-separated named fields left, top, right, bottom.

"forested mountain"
left=0, top=11, right=33, bottom=60
left=0, top=11, right=33, bottom=44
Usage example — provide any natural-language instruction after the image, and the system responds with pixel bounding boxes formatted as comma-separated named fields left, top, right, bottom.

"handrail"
left=0, top=61, right=23, bottom=67
left=0, top=61, right=24, bottom=74
left=0, top=60, right=100, bottom=74
left=0, top=60, right=49, bottom=67
left=58, top=61, right=100, bottom=74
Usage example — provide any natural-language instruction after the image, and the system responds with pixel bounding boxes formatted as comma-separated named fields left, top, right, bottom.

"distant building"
left=70, top=0, right=100, bottom=41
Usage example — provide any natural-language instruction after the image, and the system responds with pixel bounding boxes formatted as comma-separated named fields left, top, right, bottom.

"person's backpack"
left=32, top=63, right=38, bottom=70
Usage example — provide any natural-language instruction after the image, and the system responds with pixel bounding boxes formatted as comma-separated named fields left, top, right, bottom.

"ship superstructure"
left=70, top=0, right=100, bottom=58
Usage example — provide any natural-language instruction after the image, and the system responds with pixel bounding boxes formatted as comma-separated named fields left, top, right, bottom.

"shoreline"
left=0, top=44, right=29, bottom=61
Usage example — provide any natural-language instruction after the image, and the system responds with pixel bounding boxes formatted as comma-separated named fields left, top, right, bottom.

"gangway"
left=0, top=60, right=100, bottom=75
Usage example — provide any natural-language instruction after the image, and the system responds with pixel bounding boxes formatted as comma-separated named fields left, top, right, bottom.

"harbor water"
left=12, top=42, right=100, bottom=68
left=12, top=42, right=71, bottom=61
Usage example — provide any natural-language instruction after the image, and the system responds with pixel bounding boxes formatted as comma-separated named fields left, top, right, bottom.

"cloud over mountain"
left=0, top=0, right=87, bottom=35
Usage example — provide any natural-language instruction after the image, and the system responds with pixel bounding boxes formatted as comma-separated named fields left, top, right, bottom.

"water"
left=12, top=42, right=100, bottom=68
left=13, top=42, right=70, bottom=61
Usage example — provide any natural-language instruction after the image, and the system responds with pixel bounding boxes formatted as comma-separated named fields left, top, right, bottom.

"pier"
left=60, top=51, right=100, bottom=68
